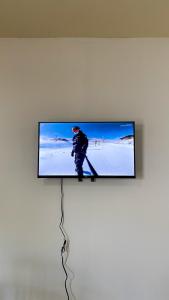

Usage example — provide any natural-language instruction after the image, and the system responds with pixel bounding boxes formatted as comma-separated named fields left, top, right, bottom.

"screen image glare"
left=38, top=122, right=135, bottom=178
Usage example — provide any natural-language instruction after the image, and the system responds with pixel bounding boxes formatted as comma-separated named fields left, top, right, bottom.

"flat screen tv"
left=38, top=122, right=136, bottom=178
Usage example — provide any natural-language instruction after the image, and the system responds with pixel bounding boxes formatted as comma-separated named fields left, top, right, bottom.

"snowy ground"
left=39, top=141, right=135, bottom=176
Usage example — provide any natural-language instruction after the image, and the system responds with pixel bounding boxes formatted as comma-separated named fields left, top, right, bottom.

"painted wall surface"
left=0, top=38, right=168, bottom=300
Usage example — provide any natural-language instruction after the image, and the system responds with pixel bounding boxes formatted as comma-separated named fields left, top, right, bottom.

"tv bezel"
left=37, top=121, right=136, bottom=179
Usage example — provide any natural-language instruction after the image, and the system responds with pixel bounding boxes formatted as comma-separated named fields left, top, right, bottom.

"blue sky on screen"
left=39, top=122, right=134, bottom=140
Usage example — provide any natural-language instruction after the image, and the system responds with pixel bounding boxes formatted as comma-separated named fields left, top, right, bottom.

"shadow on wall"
left=135, top=123, right=144, bottom=179
left=0, top=257, right=65, bottom=300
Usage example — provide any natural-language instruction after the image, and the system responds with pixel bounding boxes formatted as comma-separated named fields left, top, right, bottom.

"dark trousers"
left=74, top=152, right=86, bottom=176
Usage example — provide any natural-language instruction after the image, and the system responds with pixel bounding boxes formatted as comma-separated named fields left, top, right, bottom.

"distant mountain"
left=120, top=135, right=134, bottom=140
left=51, top=138, right=70, bottom=142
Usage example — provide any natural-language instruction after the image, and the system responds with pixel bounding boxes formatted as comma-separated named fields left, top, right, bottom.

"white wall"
left=0, top=38, right=169, bottom=300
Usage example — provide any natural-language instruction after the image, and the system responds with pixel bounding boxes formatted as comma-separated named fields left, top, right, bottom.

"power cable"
left=59, top=178, right=70, bottom=300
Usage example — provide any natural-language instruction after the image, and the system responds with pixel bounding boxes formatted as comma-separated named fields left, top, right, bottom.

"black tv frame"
left=37, top=121, right=136, bottom=179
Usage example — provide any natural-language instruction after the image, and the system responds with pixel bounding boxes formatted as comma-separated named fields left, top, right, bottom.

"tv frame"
left=37, top=121, right=136, bottom=179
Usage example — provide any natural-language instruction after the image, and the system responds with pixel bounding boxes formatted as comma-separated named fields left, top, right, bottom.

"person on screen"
left=71, top=126, right=88, bottom=177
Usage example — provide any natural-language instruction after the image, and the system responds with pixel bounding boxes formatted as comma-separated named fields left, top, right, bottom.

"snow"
left=39, top=140, right=135, bottom=176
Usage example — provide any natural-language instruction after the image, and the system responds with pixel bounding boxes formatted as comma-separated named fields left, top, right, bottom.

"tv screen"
left=38, top=122, right=136, bottom=178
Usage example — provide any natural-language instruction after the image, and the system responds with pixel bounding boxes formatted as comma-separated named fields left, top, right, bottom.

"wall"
left=0, top=38, right=169, bottom=300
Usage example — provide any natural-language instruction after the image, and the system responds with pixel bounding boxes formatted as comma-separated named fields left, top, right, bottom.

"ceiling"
left=0, top=0, right=169, bottom=37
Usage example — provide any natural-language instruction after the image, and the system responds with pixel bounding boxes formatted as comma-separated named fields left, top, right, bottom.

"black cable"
left=59, top=178, right=70, bottom=300
left=61, top=252, right=69, bottom=300
left=59, top=178, right=66, bottom=240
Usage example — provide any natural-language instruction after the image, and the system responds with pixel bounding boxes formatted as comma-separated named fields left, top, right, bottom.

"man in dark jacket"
left=71, top=126, right=88, bottom=176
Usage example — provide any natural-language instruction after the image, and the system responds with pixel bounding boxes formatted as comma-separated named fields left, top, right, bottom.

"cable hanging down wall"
left=59, top=179, right=76, bottom=300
